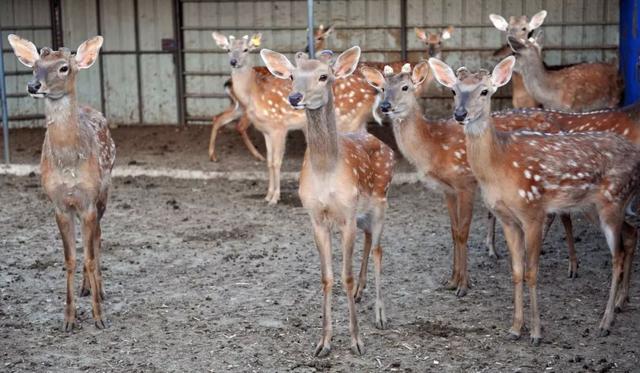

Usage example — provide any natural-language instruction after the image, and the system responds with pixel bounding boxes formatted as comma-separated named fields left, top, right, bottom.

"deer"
left=362, top=61, right=640, bottom=297
left=490, top=10, right=547, bottom=109
left=208, top=25, right=335, bottom=162
left=8, top=34, right=115, bottom=331
left=414, top=26, right=454, bottom=60
left=261, top=46, right=394, bottom=357
left=507, top=30, right=622, bottom=112
left=211, top=32, right=378, bottom=205
left=429, top=55, right=639, bottom=345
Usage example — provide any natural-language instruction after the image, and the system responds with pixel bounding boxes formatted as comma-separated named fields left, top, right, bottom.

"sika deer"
left=490, top=10, right=547, bottom=109
left=261, top=46, right=394, bottom=356
left=508, top=31, right=622, bottom=112
left=8, top=35, right=115, bottom=331
left=212, top=32, right=377, bottom=205
left=208, top=25, right=334, bottom=162
left=414, top=26, right=454, bottom=60
left=430, top=56, right=639, bottom=344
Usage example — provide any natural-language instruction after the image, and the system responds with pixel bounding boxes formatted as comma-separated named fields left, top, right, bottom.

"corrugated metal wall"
left=1, top=0, right=620, bottom=127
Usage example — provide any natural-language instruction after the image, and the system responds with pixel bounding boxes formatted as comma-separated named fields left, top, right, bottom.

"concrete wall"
left=1, top=0, right=620, bottom=126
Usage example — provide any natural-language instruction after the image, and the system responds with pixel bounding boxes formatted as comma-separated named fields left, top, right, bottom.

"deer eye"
left=402, top=85, right=409, bottom=91
left=451, top=90, right=456, bottom=96
left=289, top=75, right=294, bottom=81
left=319, top=74, right=328, bottom=82
left=59, top=65, right=69, bottom=73
left=481, top=89, right=489, bottom=96
left=522, top=27, right=527, bottom=31
left=243, top=48, right=249, bottom=52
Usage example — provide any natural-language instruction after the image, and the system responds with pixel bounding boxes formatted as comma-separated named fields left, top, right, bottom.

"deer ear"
left=489, top=14, right=509, bottom=31
left=7, top=34, right=39, bottom=67
left=427, top=58, right=457, bottom=89
left=212, top=32, right=230, bottom=49
left=529, top=10, right=547, bottom=30
left=415, top=27, right=427, bottom=41
left=491, top=56, right=515, bottom=88
left=412, top=61, right=431, bottom=86
left=441, top=26, right=454, bottom=40
left=361, top=66, right=385, bottom=91
left=333, top=46, right=360, bottom=79
left=260, top=49, right=294, bottom=80
left=75, top=36, right=103, bottom=69
left=323, top=25, right=335, bottom=37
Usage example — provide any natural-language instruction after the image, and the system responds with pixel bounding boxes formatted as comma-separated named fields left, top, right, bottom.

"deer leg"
left=312, top=218, right=333, bottom=357
left=615, top=222, right=637, bottom=312
left=598, top=212, right=625, bottom=336
left=454, top=189, right=475, bottom=297
left=559, top=214, right=578, bottom=279
left=93, top=222, right=105, bottom=301
left=56, top=210, right=78, bottom=332
left=368, top=204, right=387, bottom=329
left=267, top=129, right=287, bottom=205
left=485, top=212, right=498, bottom=259
left=236, top=115, right=265, bottom=162
left=81, top=209, right=106, bottom=329
left=501, top=220, right=525, bottom=340
left=443, top=193, right=460, bottom=290
left=523, top=221, right=544, bottom=346
left=80, top=263, right=91, bottom=297
left=263, top=132, right=275, bottom=202
left=208, top=104, right=242, bottom=162
left=341, top=218, right=364, bottom=355
left=542, top=213, right=556, bottom=242
left=354, top=213, right=372, bottom=303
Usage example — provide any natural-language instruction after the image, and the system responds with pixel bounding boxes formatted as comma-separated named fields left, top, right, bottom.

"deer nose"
left=454, top=107, right=468, bottom=122
left=288, top=92, right=303, bottom=107
left=379, top=101, right=392, bottom=113
left=230, top=58, right=238, bottom=67
left=27, top=80, right=41, bottom=94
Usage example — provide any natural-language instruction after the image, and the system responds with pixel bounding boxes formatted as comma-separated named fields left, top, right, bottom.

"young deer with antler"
left=430, top=56, right=639, bottom=344
left=212, top=32, right=377, bottom=205
left=507, top=31, right=622, bottom=112
left=261, top=46, right=394, bottom=357
left=490, top=10, right=547, bottom=109
left=8, top=35, right=115, bottom=331
left=208, top=25, right=335, bottom=162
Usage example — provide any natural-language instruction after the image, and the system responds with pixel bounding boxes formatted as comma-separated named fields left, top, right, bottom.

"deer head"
left=415, top=26, right=454, bottom=59
left=260, top=46, right=361, bottom=110
left=7, top=34, right=103, bottom=100
left=428, top=56, right=515, bottom=127
left=212, top=32, right=262, bottom=69
left=361, top=62, right=430, bottom=120
left=304, top=24, right=335, bottom=53
left=489, top=10, right=547, bottom=40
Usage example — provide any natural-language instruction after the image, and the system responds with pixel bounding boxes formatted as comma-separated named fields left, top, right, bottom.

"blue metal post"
left=620, top=0, right=640, bottom=105
left=306, top=0, right=314, bottom=57
left=0, top=35, right=10, bottom=164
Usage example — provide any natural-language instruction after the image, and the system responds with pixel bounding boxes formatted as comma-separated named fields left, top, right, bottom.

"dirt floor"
left=1, top=126, right=639, bottom=372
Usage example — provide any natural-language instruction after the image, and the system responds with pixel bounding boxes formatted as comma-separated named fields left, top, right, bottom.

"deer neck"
left=43, top=91, right=92, bottom=169
left=305, top=88, right=339, bottom=174
left=463, top=107, right=504, bottom=181
left=230, top=64, right=255, bottom=105
left=517, top=52, right=556, bottom=104
left=391, top=103, right=430, bottom=159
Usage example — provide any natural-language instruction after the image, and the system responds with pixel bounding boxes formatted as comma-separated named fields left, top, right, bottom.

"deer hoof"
left=455, top=286, right=468, bottom=298
left=354, top=284, right=364, bottom=303
left=63, top=319, right=80, bottom=332
left=314, top=341, right=331, bottom=358
left=598, top=328, right=610, bottom=337
left=530, top=337, right=542, bottom=346
left=375, top=303, right=386, bottom=330
left=506, top=331, right=520, bottom=341
left=350, top=337, right=365, bottom=356
left=94, top=319, right=107, bottom=330
left=79, top=287, right=90, bottom=297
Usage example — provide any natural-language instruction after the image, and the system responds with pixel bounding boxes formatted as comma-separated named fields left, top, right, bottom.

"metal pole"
left=400, top=0, right=407, bottom=61
left=306, top=0, right=314, bottom=57
left=173, top=0, right=186, bottom=126
left=0, top=36, right=10, bottom=164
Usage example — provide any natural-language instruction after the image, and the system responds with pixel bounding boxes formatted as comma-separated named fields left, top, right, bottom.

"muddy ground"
left=1, top=126, right=639, bottom=372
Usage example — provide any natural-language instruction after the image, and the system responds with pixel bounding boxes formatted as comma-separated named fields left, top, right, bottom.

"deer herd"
left=7, top=8, right=640, bottom=357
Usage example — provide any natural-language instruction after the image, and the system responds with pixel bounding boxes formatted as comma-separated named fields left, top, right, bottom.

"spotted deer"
left=8, top=35, right=115, bottom=331
left=490, top=10, right=547, bottom=109
left=508, top=31, right=622, bottom=112
left=212, top=32, right=377, bottom=205
left=208, top=25, right=334, bottom=162
left=261, top=46, right=394, bottom=357
left=414, top=26, right=454, bottom=60
left=430, top=55, right=639, bottom=344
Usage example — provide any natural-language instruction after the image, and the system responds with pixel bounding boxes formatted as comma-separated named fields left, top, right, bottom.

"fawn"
left=212, top=32, right=377, bottom=205
left=430, top=55, right=639, bottom=344
left=8, top=35, right=115, bottom=331
left=208, top=25, right=335, bottom=162
left=261, top=46, right=394, bottom=356
left=508, top=30, right=622, bottom=112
